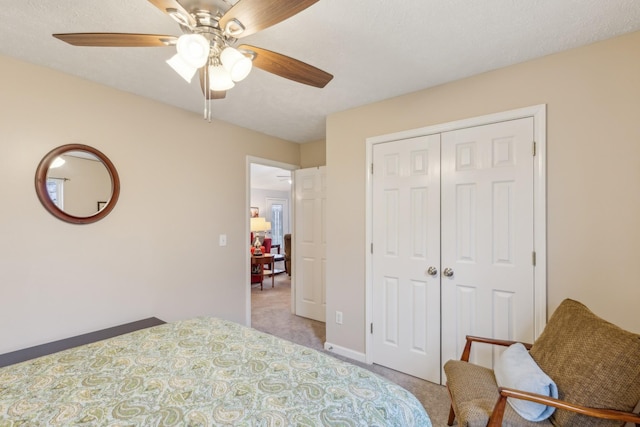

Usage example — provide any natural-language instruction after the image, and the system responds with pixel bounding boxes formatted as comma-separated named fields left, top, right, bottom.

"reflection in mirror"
left=35, top=144, right=120, bottom=224
left=46, top=151, right=111, bottom=217
left=46, top=177, right=64, bottom=210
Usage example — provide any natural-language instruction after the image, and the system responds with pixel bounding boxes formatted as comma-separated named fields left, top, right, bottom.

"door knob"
left=443, top=268, right=454, bottom=277
left=427, top=266, right=438, bottom=276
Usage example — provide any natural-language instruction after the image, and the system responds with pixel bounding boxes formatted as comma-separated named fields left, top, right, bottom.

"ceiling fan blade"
left=220, top=0, right=319, bottom=38
left=199, top=69, right=227, bottom=100
left=239, top=45, right=333, bottom=88
left=53, top=33, right=177, bottom=47
left=147, top=0, right=196, bottom=26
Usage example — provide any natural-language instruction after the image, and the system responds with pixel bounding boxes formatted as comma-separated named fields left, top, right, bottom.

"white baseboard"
left=324, top=342, right=367, bottom=364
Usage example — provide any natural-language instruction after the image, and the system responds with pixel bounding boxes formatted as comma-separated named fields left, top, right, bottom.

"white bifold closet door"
left=372, top=134, right=442, bottom=383
left=440, top=118, right=535, bottom=371
left=372, top=117, right=535, bottom=383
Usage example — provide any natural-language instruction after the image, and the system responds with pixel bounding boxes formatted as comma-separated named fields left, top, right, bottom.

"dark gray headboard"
left=0, top=317, right=165, bottom=368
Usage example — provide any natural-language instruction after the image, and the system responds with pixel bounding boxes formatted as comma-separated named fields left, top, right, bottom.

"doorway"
left=247, top=158, right=296, bottom=326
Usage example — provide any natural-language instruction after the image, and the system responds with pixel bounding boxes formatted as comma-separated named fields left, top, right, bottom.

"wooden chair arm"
left=487, top=387, right=640, bottom=427
left=460, top=335, right=533, bottom=362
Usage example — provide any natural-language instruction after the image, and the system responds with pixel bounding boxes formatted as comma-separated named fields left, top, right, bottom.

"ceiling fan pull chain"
left=203, top=60, right=212, bottom=122
left=203, top=65, right=208, bottom=120
left=206, top=97, right=212, bottom=123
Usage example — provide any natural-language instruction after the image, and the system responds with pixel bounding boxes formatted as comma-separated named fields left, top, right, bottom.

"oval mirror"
left=35, top=144, right=120, bottom=224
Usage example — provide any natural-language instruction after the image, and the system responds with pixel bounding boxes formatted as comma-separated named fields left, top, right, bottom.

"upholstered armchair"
left=284, top=234, right=291, bottom=276
left=444, top=299, right=640, bottom=427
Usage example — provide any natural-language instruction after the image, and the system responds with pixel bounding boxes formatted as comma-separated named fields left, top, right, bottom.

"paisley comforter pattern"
left=0, top=317, right=431, bottom=426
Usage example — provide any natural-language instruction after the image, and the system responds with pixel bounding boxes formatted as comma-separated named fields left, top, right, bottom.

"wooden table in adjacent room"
left=251, top=253, right=274, bottom=290
left=270, top=244, right=286, bottom=275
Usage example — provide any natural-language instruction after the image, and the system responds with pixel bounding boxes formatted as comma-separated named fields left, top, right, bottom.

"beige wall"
left=0, top=55, right=300, bottom=354
left=326, top=31, right=640, bottom=354
left=300, top=139, right=326, bottom=167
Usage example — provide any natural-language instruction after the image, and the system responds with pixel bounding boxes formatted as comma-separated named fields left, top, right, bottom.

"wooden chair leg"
left=446, top=384, right=456, bottom=426
left=447, top=405, right=456, bottom=426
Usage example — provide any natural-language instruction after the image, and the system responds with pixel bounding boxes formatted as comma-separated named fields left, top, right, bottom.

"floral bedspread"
left=0, top=317, right=431, bottom=426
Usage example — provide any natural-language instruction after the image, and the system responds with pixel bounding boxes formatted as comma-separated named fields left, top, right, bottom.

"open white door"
left=294, top=167, right=326, bottom=322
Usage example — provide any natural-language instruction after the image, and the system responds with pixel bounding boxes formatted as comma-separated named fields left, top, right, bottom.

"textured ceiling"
left=1, top=1, right=640, bottom=143
left=251, top=164, right=291, bottom=192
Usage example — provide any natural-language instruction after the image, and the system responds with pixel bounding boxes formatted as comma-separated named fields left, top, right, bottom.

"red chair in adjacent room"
left=262, top=237, right=272, bottom=253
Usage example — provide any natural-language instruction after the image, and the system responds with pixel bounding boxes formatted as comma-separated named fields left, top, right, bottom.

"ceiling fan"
left=52, top=0, right=333, bottom=118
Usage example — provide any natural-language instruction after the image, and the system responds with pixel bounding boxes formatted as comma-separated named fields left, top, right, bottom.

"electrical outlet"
left=335, top=311, right=343, bottom=324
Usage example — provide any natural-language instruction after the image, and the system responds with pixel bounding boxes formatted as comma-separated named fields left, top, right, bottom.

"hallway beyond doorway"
left=251, top=273, right=325, bottom=351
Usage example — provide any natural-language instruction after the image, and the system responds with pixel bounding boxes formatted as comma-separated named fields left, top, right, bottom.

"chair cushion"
left=444, top=360, right=553, bottom=427
left=494, top=343, right=558, bottom=421
left=529, top=299, right=640, bottom=427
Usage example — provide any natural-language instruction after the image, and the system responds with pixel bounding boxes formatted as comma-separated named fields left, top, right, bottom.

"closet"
left=367, top=107, right=546, bottom=384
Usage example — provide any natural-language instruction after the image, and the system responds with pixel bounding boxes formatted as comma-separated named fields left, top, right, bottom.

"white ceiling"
left=2, top=1, right=640, bottom=143
left=251, top=164, right=291, bottom=192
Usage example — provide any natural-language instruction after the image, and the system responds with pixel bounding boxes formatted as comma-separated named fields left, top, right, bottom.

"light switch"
left=219, top=234, right=227, bottom=246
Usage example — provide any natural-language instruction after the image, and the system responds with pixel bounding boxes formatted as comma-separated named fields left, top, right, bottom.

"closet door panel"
left=441, top=117, right=535, bottom=370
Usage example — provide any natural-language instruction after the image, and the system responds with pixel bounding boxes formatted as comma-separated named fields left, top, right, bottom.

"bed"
left=0, top=317, right=431, bottom=426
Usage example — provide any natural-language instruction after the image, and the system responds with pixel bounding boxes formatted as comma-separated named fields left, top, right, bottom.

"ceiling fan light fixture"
left=220, top=47, right=252, bottom=82
left=166, top=53, right=197, bottom=82
left=209, top=65, right=235, bottom=91
left=176, top=34, right=210, bottom=68
left=50, top=157, right=65, bottom=169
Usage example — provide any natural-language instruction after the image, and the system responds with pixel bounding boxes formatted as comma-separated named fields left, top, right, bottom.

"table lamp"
left=250, top=217, right=271, bottom=255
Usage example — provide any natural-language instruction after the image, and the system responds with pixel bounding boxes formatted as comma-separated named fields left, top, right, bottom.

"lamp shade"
left=250, top=217, right=271, bottom=232
left=220, top=47, right=252, bottom=82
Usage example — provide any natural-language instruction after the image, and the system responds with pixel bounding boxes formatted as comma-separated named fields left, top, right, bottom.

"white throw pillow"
left=493, top=342, right=558, bottom=422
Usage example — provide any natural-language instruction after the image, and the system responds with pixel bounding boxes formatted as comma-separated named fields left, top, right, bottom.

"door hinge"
left=370, top=243, right=373, bottom=254
left=533, top=141, right=537, bottom=156
left=370, top=163, right=374, bottom=174
left=532, top=251, right=537, bottom=266
left=370, top=323, right=373, bottom=334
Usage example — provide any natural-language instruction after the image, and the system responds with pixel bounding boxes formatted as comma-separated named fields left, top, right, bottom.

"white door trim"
left=246, top=156, right=298, bottom=327
left=364, top=104, right=547, bottom=364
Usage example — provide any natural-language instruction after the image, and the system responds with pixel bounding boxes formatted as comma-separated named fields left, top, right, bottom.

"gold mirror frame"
left=35, top=144, right=120, bottom=224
